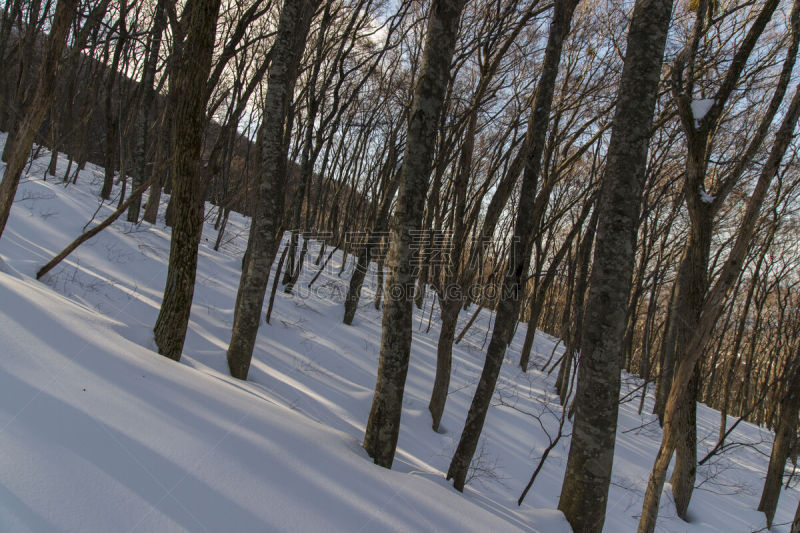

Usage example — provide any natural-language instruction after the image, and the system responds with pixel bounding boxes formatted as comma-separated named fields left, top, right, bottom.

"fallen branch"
left=37, top=177, right=156, bottom=280
left=307, top=245, right=338, bottom=289
left=518, top=364, right=577, bottom=506
left=699, top=391, right=770, bottom=465
left=455, top=303, right=484, bottom=344
left=518, top=396, right=571, bottom=506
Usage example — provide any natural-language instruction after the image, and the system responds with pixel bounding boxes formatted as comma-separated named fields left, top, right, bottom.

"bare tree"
left=638, top=39, right=800, bottom=532
left=152, top=0, right=222, bottom=360
left=446, top=0, right=580, bottom=492
left=226, top=0, right=320, bottom=380
left=558, top=0, right=675, bottom=531
left=362, top=0, right=466, bottom=468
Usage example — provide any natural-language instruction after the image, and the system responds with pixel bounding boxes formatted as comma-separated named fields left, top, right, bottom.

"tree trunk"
left=0, top=0, right=77, bottom=240
left=343, top=243, right=370, bottom=324
left=374, top=244, right=385, bottom=310
left=101, top=4, right=128, bottom=200
left=226, top=0, right=318, bottom=380
left=343, top=172, right=399, bottom=324
left=129, top=0, right=170, bottom=222
left=152, top=0, right=221, bottom=360
left=758, top=355, right=800, bottom=527
left=362, top=0, right=466, bottom=468
left=638, top=27, right=800, bottom=533
left=666, top=210, right=713, bottom=518
left=558, top=0, right=674, bottom=531
left=142, top=121, right=170, bottom=224
left=792, top=497, right=800, bottom=533
left=557, top=208, right=598, bottom=403
left=446, top=0, right=579, bottom=490
left=429, top=296, right=460, bottom=431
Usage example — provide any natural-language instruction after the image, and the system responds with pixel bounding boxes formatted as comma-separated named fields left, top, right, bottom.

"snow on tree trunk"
left=639, top=34, right=800, bottom=533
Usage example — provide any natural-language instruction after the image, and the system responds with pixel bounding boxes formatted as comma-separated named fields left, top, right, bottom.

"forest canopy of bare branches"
left=2, top=0, right=800, bottom=531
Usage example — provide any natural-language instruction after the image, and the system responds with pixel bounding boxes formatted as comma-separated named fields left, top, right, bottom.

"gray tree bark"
left=557, top=207, right=598, bottom=403
left=362, top=0, right=466, bottom=468
left=557, top=0, right=674, bottom=531
left=428, top=112, right=473, bottom=432
left=446, top=0, right=580, bottom=491
left=759, top=353, right=800, bottom=528
left=226, top=0, right=319, bottom=380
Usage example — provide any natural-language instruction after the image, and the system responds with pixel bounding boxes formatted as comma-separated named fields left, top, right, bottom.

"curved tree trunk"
left=667, top=212, right=713, bottom=518
left=639, top=2, right=798, bottom=528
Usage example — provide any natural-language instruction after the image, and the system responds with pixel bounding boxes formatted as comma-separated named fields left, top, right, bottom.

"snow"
left=699, top=187, right=715, bottom=204
left=1, top=131, right=799, bottom=532
left=691, top=99, right=715, bottom=128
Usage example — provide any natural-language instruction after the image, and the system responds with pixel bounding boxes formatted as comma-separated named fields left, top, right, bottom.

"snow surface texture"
left=1, top=131, right=798, bottom=532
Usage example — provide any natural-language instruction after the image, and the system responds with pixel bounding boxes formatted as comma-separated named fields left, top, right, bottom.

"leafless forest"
left=2, top=0, right=800, bottom=531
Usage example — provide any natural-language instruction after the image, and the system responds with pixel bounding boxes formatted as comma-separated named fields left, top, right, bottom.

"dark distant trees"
left=127, top=0, right=171, bottom=220
left=0, top=0, right=81, bottom=239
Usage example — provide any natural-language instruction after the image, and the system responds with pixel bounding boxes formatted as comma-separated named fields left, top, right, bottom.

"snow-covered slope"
left=0, top=267, right=535, bottom=533
left=1, top=132, right=798, bottom=532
